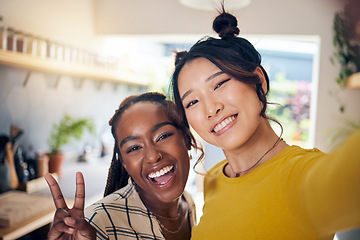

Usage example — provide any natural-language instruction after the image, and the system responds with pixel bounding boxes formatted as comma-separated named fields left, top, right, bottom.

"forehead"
left=183, top=58, right=219, bottom=72
left=179, top=58, right=220, bottom=83
left=115, top=102, right=171, bottom=137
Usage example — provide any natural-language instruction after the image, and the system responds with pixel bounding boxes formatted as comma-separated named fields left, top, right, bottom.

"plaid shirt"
left=85, top=183, right=196, bottom=240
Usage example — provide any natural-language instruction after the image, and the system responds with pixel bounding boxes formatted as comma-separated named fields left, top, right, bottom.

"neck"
left=223, top=119, right=288, bottom=177
left=137, top=187, right=182, bottom=219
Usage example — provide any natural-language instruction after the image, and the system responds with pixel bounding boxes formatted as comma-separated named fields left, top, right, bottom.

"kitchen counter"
left=0, top=156, right=110, bottom=240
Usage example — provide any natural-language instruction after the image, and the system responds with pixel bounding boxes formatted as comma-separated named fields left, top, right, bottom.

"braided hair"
left=104, top=92, right=202, bottom=197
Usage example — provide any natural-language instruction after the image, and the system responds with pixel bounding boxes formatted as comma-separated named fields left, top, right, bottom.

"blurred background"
left=0, top=0, right=359, bottom=239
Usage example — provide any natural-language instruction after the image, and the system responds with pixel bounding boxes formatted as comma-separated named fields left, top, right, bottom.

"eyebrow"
left=119, top=121, right=175, bottom=148
left=180, top=71, right=225, bottom=102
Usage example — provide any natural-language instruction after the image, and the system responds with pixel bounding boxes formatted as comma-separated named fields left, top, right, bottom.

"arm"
left=45, top=172, right=97, bottom=240
left=301, top=129, right=360, bottom=234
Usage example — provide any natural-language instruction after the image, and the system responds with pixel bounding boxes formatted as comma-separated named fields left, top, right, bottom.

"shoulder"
left=276, top=145, right=325, bottom=163
left=207, top=159, right=227, bottom=176
left=84, top=184, right=164, bottom=239
left=182, top=191, right=197, bottom=226
left=183, top=190, right=196, bottom=213
left=85, top=184, right=139, bottom=218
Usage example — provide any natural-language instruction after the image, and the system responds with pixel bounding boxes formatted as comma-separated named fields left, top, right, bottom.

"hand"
left=44, top=172, right=96, bottom=240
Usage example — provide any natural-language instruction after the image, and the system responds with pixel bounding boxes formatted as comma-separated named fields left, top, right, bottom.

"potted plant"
left=331, top=4, right=360, bottom=89
left=47, top=114, right=95, bottom=176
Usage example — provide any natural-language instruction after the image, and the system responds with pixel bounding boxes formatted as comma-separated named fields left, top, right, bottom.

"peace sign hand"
left=44, top=172, right=96, bottom=240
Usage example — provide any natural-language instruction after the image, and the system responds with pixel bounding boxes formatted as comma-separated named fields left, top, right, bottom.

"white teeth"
left=148, top=166, right=173, bottom=179
left=213, top=115, right=236, bottom=133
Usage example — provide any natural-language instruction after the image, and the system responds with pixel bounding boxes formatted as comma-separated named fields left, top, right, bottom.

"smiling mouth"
left=212, top=114, right=237, bottom=133
left=148, top=165, right=175, bottom=185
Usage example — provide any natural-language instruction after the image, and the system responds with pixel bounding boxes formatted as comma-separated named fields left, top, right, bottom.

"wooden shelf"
left=347, top=72, right=360, bottom=89
left=0, top=49, right=149, bottom=86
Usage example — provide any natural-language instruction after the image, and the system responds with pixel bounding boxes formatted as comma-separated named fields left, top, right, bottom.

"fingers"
left=73, top=172, right=85, bottom=212
left=64, top=217, right=97, bottom=240
left=44, top=173, right=68, bottom=210
left=49, top=209, right=96, bottom=240
left=48, top=208, right=74, bottom=239
left=76, top=219, right=97, bottom=240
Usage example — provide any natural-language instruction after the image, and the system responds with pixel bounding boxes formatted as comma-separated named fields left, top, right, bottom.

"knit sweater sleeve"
left=301, top=129, right=360, bottom=235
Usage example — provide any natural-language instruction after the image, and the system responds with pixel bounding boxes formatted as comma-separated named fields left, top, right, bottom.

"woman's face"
left=178, top=57, right=265, bottom=151
left=116, top=102, right=190, bottom=203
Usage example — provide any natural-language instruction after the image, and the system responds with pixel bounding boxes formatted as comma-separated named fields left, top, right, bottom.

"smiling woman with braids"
left=45, top=92, right=202, bottom=240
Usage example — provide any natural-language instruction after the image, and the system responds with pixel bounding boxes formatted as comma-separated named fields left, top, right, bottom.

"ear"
left=116, top=150, right=128, bottom=171
left=254, top=67, right=268, bottom=95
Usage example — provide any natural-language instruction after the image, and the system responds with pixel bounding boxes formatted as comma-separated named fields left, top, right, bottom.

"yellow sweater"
left=191, top=130, right=360, bottom=240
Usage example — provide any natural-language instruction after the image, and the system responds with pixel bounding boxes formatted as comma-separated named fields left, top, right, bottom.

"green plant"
left=331, top=9, right=360, bottom=88
left=48, top=114, right=95, bottom=155
left=327, top=116, right=360, bottom=149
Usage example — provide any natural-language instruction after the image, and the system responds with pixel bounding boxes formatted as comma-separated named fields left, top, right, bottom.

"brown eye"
left=157, top=133, right=173, bottom=142
left=214, top=79, right=230, bottom=90
left=127, top=146, right=141, bottom=153
left=185, top=100, right=198, bottom=109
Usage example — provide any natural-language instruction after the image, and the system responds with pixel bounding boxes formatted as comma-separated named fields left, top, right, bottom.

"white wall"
left=93, top=0, right=215, bottom=35
left=0, top=0, right=145, bottom=159
left=1, top=0, right=359, bottom=152
left=0, top=65, right=144, bottom=159
left=94, top=0, right=360, bottom=152
left=0, top=0, right=96, bottom=49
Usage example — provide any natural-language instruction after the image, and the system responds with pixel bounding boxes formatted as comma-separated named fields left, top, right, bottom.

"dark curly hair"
left=170, top=7, right=270, bottom=115
left=169, top=6, right=280, bottom=171
left=104, top=92, right=203, bottom=197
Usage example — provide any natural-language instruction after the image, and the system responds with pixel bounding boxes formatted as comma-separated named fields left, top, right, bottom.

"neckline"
left=220, top=145, right=295, bottom=181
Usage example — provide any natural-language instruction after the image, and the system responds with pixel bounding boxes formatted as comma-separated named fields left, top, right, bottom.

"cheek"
left=185, top=110, right=203, bottom=132
left=173, top=141, right=191, bottom=170
left=121, top=156, right=141, bottom=177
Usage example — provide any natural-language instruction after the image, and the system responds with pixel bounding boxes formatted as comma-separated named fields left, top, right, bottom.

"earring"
left=188, top=151, right=193, bottom=160
left=128, top=176, right=133, bottom=185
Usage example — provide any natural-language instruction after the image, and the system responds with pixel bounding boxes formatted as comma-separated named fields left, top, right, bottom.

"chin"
left=156, top=189, right=184, bottom=203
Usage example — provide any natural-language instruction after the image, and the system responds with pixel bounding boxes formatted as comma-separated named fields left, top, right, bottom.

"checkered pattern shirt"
left=85, top=183, right=196, bottom=240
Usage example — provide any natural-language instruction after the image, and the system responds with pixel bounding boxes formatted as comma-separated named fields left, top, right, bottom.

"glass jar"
left=63, top=45, right=71, bottom=63
left=70, top=47, right=78, bottom=63
left=36, top=37, right=47, bottom=58
left=24, top=33, right=36, bottom=56
left=55, top=43, right=64, bottom=61
left=14, top=30, right=26, bottom=53
left=6, top=27, right=15, bottom=51
left=77, top=49, right=85, bottom=65
left=46, top=39, right=56, bottom=59
left=0, top=16, right=6, bottom=50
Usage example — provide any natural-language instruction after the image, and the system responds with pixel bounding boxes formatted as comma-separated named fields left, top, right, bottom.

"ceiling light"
left=179, top=0, right=251, bottom=11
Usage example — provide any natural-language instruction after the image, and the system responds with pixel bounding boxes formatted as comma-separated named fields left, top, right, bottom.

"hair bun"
left=213, top=11, right=240, bottom=39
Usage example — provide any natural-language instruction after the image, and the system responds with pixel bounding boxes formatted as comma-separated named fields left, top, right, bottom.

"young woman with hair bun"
left=170, top=7, right=360, bottom=240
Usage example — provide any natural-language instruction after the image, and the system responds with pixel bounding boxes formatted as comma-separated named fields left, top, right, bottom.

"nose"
left=206, top=100, right=223, bottom=119
left=145, top=147, right=162, bottom=163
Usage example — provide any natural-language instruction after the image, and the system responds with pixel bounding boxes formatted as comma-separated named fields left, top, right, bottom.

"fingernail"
left=66, top=218, right=76, bottom=225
